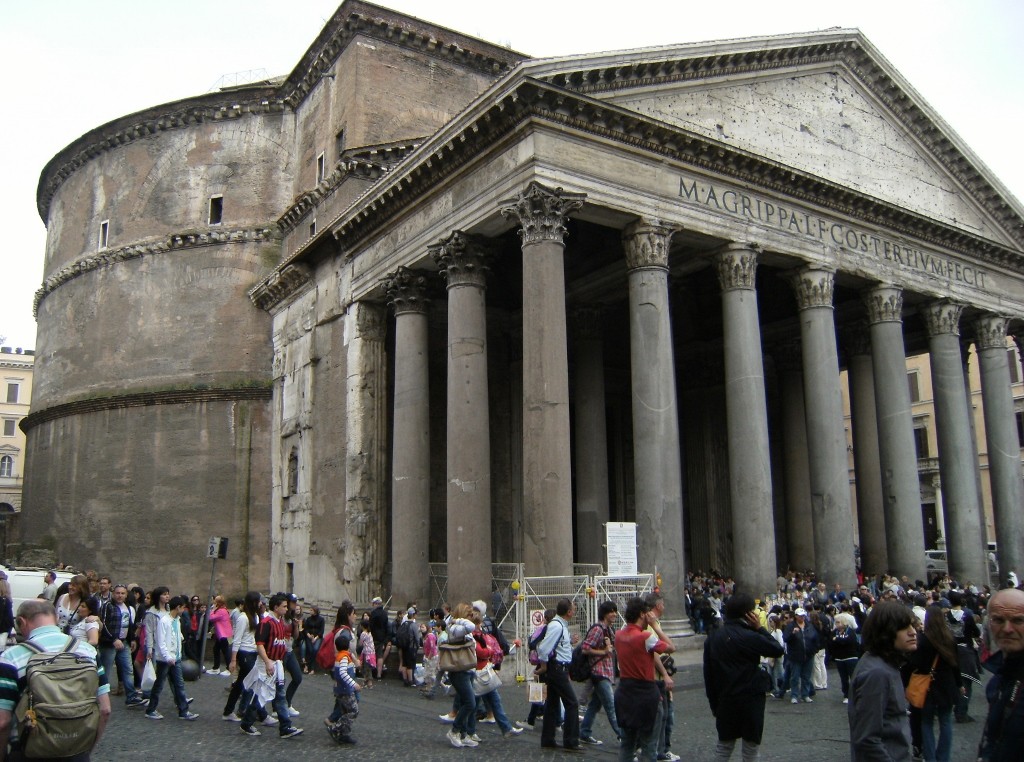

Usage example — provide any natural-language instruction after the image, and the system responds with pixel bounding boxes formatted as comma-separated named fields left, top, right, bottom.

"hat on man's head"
left=371, top=596, right=383, bottom=605
left=472, top=600, right=487, bottom=615
left=794, top=608, right=807, bottom=617
left=407, top=607, right=416, bottom=617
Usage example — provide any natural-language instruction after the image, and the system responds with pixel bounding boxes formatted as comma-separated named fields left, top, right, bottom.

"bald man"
left=977, top=588, right=1024, bottom=762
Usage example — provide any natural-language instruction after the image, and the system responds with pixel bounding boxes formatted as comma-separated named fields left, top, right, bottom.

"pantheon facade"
left=24, top=1, right=1024, bottom=603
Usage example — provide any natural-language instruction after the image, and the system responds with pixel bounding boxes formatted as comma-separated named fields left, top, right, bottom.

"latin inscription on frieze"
left=679, top=175, right=989, bottom=292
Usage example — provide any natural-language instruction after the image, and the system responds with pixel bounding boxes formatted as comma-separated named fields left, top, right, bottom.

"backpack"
left=316, top=628, right=338, bottom=671
left=14, top=637, right=100, bottom=759
left=483, top=633, right=503, bottom=667
left=397, top=621, right=416, bottom=650
left=527, top=623, right=548, bottom=666
left=568, top=640, right=592, bottom=682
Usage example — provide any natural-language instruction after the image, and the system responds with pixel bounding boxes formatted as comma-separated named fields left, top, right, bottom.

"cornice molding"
left=249, top=263, right=313, bottom=311
left=34, top=226, right=279, bottom=316
left=20, top=385, right=272, bottom=433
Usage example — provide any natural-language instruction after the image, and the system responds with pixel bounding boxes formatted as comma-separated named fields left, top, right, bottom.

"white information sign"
left=207, top=536, right=222, bottom=559
left=605, top=522, right=638, bottom=576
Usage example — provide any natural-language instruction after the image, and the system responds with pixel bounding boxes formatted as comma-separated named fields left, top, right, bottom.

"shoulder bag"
left=438, top=639, right=476, bottom=673
left=473, top=663, right=502, bottom=696
left=905, top=655, right=939, bottom=708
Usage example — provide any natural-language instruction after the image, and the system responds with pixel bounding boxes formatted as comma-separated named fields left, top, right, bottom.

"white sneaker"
left=791, top=698, right=799, bottom=704
left=222, top=713, right=242, bottom=722
left=843, top=698, right=849, bottom=704
left=262, top=715, right=279, bottom=726
left=461, top=735, right=479, bottom=748
left=439, top=713, right=455, bottom=723
left=447, top=729, right=464, bottom=748
left=504, top=726, right=524, bottom=737
left=804, top=697, right=813, bottom=703
left=219, top=670, right=232, bottom=677
left=288, top=706, right=300, bottom=716
left=470, top=734, right=482, bottom=742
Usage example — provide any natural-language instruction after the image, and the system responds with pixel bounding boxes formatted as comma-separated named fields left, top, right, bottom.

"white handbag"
left=473, top=664, right=501, bottom=696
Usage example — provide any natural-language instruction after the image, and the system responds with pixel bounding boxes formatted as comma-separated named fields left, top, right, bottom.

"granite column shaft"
left=790, top=266, right=856, bottom=586
left=715, top=243, right=777, bottom=598
left=624, top=221, right=685, bottom=612
left=924, top=301, right=987, bottom=584
left=864, top=285, right=925, bottom=580
left=778, top=342, right=815, bottom=571
left=974, top=315, right=1024, bottom=578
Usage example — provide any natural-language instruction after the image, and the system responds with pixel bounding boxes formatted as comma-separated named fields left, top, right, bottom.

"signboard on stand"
left=606, top=522, right=638, bottom=576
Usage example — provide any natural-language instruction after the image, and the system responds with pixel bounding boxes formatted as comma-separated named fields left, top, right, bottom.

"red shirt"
left=615, top=622, right=669, bottom=681
left=255, top=615, right=291, bottom=662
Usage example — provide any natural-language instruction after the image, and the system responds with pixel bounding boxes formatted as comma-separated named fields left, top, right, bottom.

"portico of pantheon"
left=26, top=2, right=1021, bottom=604
left=249, top=5, right=1024, bottom=610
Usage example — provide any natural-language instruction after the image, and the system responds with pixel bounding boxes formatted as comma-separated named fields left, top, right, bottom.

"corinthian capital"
left=429, top=231, right=491, bottom=289
left=922, top=300, right=964, bottom=338
left=789, top=266, right=834, bottom=310
left=500, top=181, right=585, bottom=246
left=863, top=285, right=903, bottom=325
left=714, top=242, right=759, bottom=292
left=973, top=313, right=1010, bottom=350
left=622, top=221, right=674, bottom=271
left=382, top=267, right=432, bottom=316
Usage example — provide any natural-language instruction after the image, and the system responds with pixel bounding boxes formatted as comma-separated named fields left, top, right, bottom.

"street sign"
left=207, top=536, right=228, bottom=559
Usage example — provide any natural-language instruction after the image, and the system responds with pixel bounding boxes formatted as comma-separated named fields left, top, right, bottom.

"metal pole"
left=196, top=557, right=216, bottom=679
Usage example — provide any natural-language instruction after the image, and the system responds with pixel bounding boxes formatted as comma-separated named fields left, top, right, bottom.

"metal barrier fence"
left=425, top=563, right=656, bottom=680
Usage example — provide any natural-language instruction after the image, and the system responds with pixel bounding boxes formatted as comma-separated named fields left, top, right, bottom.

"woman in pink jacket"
left=208, top=595, right=234, bottom=676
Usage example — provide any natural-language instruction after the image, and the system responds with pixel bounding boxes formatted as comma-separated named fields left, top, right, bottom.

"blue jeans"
left=619, top=695, right=663, bottom=762
left=99, top=644, right=141, bottom=703
left=284, top=650, right=303, bottom=706
left=241, top=665, right=292, bottom=734
left=582, top=677, right=621, bottom=739
left=449, top=670, right=477, bottom=737
left=146, top=660, right=189, bottom=716
left=921, top=699, right=953, bottom=762
left=480, top=685, right=514, bottom=733
left=789, top=659, right=813, bottom=700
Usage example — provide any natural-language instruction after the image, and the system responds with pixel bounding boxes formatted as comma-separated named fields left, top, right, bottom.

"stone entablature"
left=33, top=227, right=278, bottom=315
left=251, top=68, right=1024, bottom=314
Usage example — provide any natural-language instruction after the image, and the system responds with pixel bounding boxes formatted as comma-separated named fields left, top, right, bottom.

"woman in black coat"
left=909, top=605, right=963, bottom=762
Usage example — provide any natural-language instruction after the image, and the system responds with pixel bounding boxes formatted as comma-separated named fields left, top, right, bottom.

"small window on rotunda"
left=209, top=195, right=223, bottom=225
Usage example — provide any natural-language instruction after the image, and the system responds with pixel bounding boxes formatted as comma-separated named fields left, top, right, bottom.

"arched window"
left=0, top=456, right=12, bottom=478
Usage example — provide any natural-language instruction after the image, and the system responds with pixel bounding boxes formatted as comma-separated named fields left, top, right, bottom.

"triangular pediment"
left=521, top=30, right=1024, bottom=249
left=606, top=70, right=1006, bottom=239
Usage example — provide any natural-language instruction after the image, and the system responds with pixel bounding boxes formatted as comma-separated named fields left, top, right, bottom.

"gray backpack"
left=14, top=637, right=100, bottom=759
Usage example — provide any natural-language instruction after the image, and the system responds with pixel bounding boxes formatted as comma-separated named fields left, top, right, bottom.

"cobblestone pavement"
left=94, top=655, right=985, bottom=761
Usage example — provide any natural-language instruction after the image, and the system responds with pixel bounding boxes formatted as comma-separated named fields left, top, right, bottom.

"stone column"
left=714, top=243, right=777, bottom=598
left=383, top=267, right=432, bottom=606
left=974, top=314, right=1024, bottom=578
left=961, top=337, right=990, bottom=547
left=431, top=232, right=492, bottom=605
left=623, top=221, right=686, bottom=612
left=343, top=300, right=389, bottom=597
left=776, top=340, right=815, bottom=571
left=501, top=182, right=585, bottom=576
left=842, top=322, right=888, bottom=576
left=572, top=305, right=610, bottom=568
left=864, top=285, right=925, bottom=580
left=923, top=301, right=987, bottom=583
left=789, top=266, right=856, bottom=587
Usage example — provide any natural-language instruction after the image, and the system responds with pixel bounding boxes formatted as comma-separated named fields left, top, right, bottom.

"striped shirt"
left=0, top=625, right=109, bottom=739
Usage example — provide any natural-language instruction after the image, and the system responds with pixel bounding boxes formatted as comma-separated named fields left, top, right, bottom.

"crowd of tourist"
left=0, top=562, right=1020, bottom=760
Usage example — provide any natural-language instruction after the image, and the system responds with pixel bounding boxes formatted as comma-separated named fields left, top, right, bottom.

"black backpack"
left=568, top=640, right=592, bottom=682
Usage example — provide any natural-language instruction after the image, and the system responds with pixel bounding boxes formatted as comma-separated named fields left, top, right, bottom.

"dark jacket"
left=703, top=618, right=784, bottom=713
left=978, top=651, right=1024, bottom=762
left=98, top=600, right=136, bottom=647
left=304, top=613, right=325, bottom=640
left=369, top=605, right=390, bottom=645
left=784, top=622, right=821, bottom=663
left=848, top=652, right=913, bottom=761
left=908, top=631, right=961, bottom=710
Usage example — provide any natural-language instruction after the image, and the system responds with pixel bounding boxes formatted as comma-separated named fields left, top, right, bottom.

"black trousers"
left=542, top=663, right=580, bottom=748
left=715, top=693, right=767, bottom=744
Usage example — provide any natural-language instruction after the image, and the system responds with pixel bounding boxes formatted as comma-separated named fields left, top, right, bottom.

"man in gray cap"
left=783, top=608, right=820, bottom=704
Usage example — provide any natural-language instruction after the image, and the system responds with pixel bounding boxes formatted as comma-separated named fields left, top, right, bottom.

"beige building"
left=25, top=1, right=1024, bottom=604
left=1, top=346, right=33, bottom=557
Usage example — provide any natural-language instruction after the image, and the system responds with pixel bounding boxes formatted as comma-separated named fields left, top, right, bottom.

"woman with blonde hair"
left=444, top=602, right=479, bottom=748
left=208, top=595, right=233, bottom=676
left=56, top=573, right=90, bottom=633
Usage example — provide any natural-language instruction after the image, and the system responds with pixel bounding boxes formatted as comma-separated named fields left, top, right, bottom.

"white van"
left=1, top=566, right=77, bottom=611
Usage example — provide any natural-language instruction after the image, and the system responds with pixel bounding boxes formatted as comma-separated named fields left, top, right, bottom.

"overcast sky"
left=1, top=0, right=1021, bottom=350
